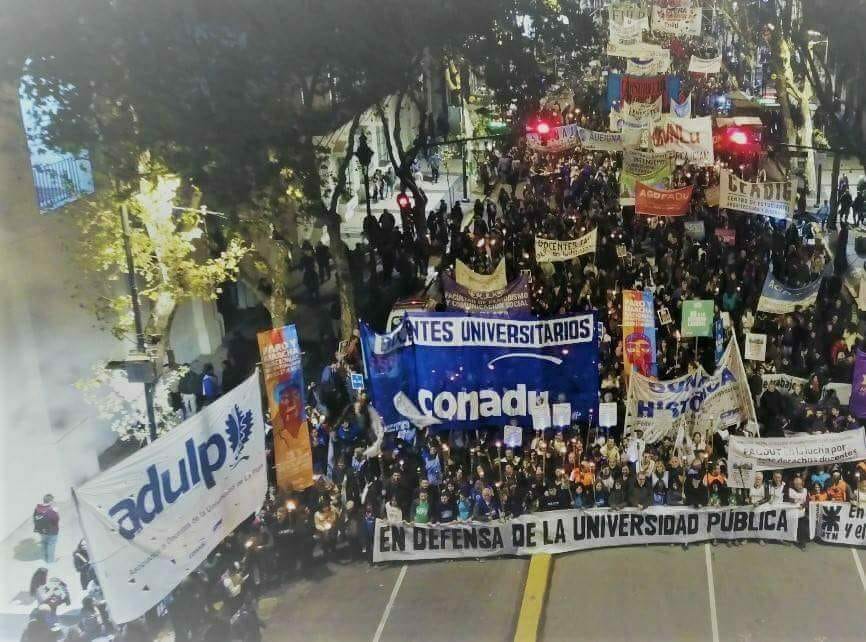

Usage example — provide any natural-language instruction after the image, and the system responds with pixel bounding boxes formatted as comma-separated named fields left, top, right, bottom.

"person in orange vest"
left=825, top=469, right=850, bottom=502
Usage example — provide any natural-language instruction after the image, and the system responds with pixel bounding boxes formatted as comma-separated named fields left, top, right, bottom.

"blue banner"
left=361, top=313, right=599, bottom=432
left=756, top=271, right=822, bottom=314
left=714, top=317, right=725, bottom=364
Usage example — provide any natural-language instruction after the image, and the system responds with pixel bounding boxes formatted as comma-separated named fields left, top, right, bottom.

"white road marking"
left=852, top=548, right=866, bottom=598
left=372, top=564, right=408, bottom=642
left=705, top=544, right=720, bottom=642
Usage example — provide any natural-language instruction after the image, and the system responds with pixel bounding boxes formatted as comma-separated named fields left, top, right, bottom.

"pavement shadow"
left=13, top=538, right=41, bottom=562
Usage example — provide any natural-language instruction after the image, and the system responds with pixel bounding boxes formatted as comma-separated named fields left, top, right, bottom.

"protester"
left=33, top=495, right=59, bottom=564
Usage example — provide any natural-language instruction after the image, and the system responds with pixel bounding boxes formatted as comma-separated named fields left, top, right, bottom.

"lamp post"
left=355, top=133, right=374, bottom=220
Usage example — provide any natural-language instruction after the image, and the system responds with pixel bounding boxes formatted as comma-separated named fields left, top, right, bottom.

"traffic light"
left=396, top=192, right=411, bottom=211
left=535, top=121, right=551, bottom=135
left=728, top=129, right=749, bottom=145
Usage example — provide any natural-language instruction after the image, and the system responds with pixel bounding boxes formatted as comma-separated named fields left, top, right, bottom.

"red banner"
left=635, top=182, right=693, bottom=217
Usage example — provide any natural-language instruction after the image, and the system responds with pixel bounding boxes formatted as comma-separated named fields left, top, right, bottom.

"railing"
left=32, top=155, right=94, bottom=212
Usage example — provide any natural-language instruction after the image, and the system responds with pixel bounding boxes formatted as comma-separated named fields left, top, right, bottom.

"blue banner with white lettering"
left=360, top=313, right=599, bottom=432
left=756, top=271, right=822, bottom=314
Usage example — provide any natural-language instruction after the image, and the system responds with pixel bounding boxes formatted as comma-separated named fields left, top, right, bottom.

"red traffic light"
left=396, top=193, right=411, bottom=210
left=728, top=129, right=749, bottom=145
left=536, top=121, right=551, bottom=135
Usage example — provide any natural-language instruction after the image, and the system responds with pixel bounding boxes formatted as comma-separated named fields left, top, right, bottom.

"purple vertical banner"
left=851, top=348, right=866, bottom=419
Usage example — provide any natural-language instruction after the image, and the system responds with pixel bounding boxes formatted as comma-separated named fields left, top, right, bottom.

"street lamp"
left=355, top=133, right=374, bottom=222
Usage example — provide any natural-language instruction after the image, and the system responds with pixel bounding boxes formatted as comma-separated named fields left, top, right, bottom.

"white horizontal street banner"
left=535, top=229, right=598, bottom=262
left=625, top=336, right=756, bottom=443
left=609, top=2, right=649, bottom=29
left=760, top=373, right=808, bottom=395
left=624, top=96, right=663, bottom=125
left=578, top=126, right=624, bottom=151
left=651, top=1, right=702, bottom=36
left=810, top=502, right=866, bottom=546
left=650, top=116, right=714, bottom=166
left=719, top=169, right=795, bottom=219
left=455, top=259, right=507, bottom=292
left=688, top=55, right=722, bottom=74
left=373, top=505, right=801, bottom=561
left=73, top=373, right=267, bottom=623
left=729, top=428, right=866, bottom=476
left=608, top=14, right=648, bottom=57
left=626, top=55, right=670, bottom=76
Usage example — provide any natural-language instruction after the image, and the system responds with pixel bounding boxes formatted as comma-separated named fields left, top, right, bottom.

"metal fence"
left=32, top=155, right=94, bottom=212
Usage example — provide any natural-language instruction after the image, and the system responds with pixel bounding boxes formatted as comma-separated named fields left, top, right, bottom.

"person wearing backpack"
left=33, top=495, right=59, bottom=563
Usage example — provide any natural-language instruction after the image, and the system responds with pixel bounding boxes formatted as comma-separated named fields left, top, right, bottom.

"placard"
left=531, top=403, right=552, bottom=431
left=552, top=402, right=572, bottom=428
left=599, top=402, right=619, bottom=427
left=681, top=300, right=714, bottom=337
left=504, top=424, right=524, bottom=448
left=744, top=333, right=767, bottom=361
left=658, top=306, right=672, bottom=325
left=535, top=229, right=598, bottom=262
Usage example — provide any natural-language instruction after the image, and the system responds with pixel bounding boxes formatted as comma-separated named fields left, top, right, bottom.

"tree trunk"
left=326, top=212, right=357, bottom=340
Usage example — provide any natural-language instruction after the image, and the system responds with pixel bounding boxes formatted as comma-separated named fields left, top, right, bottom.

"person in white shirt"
left=749, top=472, right=768, bottom=505
left=785, top=475, right=809, bottom=548
left=767, top=471, right=786, bottom=505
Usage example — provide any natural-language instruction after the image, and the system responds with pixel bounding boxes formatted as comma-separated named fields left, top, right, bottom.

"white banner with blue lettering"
left=361, top=313, right=599, bottom=432
left=756, top=270, right=822, bottom=314
left=73, top=373, right=267, bottom=623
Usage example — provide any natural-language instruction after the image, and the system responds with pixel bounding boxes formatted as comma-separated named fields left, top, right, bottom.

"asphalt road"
left=260, top=545, right=866, bottom=642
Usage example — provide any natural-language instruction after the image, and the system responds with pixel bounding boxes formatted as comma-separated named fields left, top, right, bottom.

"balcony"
left=32, top=155, right=95, bottom=212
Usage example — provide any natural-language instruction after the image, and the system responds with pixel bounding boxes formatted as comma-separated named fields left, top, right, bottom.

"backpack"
left=33, top=509, right=51, bottom=535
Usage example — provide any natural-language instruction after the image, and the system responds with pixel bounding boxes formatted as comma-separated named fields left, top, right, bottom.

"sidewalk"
left=0, top=501, right=86, bottom=641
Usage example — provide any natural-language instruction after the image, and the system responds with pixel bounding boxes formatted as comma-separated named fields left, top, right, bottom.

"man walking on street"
left=33, top=495, right=59, bottom=563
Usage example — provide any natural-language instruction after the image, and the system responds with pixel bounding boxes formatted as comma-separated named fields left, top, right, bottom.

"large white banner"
left=719, top=169, right=795, bottom=219
left=652, top=1, right=702, bottom=36
left=760, top=373, right=808, bottom=395
left=577, top=127, right=624, bottom=151
left=624, top=96, right=663, bottom=126
left=688, top=55, right=722, bottom=74
left=625, top=336, right=756, bottom=443
left=650, top=116, right=714, bottom=166
left=627, top=54, right=671, bottom=76
left=729, top=428, right=866, bottom=474
left=74, top=373, right=267, bottom=623
left=373, top=505, right=801, bottom=561
left=608, top=6, right=649, bottom=57
left=810, top=502, right=866, bottom=546
left=535, top=229, right=598, bottom=262
left=455, top=259, right=507, bottom=291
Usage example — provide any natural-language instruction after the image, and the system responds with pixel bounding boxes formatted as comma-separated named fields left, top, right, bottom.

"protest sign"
left=625, top=336, right=756, bottom=443
left=577, top=126, right=624, bottom=151
left=258, top=325, right=313, bottom=491
left=756, top=271, right=821, bottom=314
left=651, top=0, right=702, bottom=36
left=599, top=402, right=619, bottom=427
left=624, top=96, right=663, bottom=125
left=650, top=116, right=714, bottom=165
left=852, top=348, right=866, bottom=418
left=535, top=229, right=597, bottom=262
left=552, top=402, right=572, bottom=428
left=658, top=306, right=672, bottom=325
left=531, top=403, right=552, bottom=431
left=714, top=317, right=725, bottom=364
left=705, top=184, right=720, bottom=207
left=73, top=374, right=267, bottom=623
left=635, top=182, right=693, bottom=217
left=823, top=382, right=852, bottom=406
left=455, top=259, right=507, bottom=291
left=688, top=55, right=722, bottom=74
left=843, top=229, right=866, bottom=307
left=728, top=429, right=866, bottom=480
left=810, top=502, right=866, bottom=546
left=715, top=227, right=736, bottom=245
left=623, top=290, right=657, bottom=378
left=442, top=274, right=531, bottom=317
left=351, top=373, right=365, bottom=390
left=504, top=425, right=523, bottom=448
left=360, top=313, right=599, bottom=432
left=671, top=94, right=691, bottom=118
left=684, top=220, right=705, bottom=240
left=609, top=1, right=649, bottom=28
left=607, top=7, right=650, bottom=57
left=719, top=169, right=795, bottom=220
left=616, top=244, right=628, bottom=258
left=760, top=373, right=808, bottom=395
left=744, top=333, right=767, bottom=361
left=626, top=55, right=670, bottom=76
left=619, top=149, right=673, bottom=206
left=526, top=123, right=581, bottom=153
left=372, top=505, right=799, bottom=562
left=681, top=300, right=713, bottom=337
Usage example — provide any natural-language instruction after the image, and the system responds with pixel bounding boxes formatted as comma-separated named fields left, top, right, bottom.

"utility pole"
left=120, top=205, right=158, bottom=442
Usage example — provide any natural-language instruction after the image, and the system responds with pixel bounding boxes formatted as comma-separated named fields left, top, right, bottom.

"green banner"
left=619, top=150, right=673, bottom=206
left=681, top=300, right=714, bottom=337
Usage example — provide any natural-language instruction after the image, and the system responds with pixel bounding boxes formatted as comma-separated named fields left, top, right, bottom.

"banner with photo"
left=577, top=126, right=624, bottom=151
left=650, top=116, right=714, bottom=166
left=360, top=313, right=599, bottom=432
left=620, top=149, right=673, bottom=206
left=455, top=259, right=507, bottom=291
left=258, top=325, right=314, bottom=492
left=728, top=429, right=866, bottom=478
left=651, top=0, right=702, bottom=36
left=624, top=96, right=663, bottom=125
left=73, top=373, right=267, bottom=623
left=671, top=94, right=692, bottom=118
left=850, top=348, right=866, bottom=419
left=810, top=502, right=866, bottom=546
left=744, top=333, right=767, bottom=361
left=719, top=169, right=795, bottom=219
left=622, top=289, right=657, bottom=378
left=756, top=270, right=822, bottom=314
left=373, top=505, right=800, bottom=562
left=625, top=336, right=756, bottom=443
left=688, top=55, right=722, bottom=74
left=442, top=274, right=531, bottom=317
left=535, top=229, right=598, bottom=262
left=635, top=182, right=693, bottom=217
